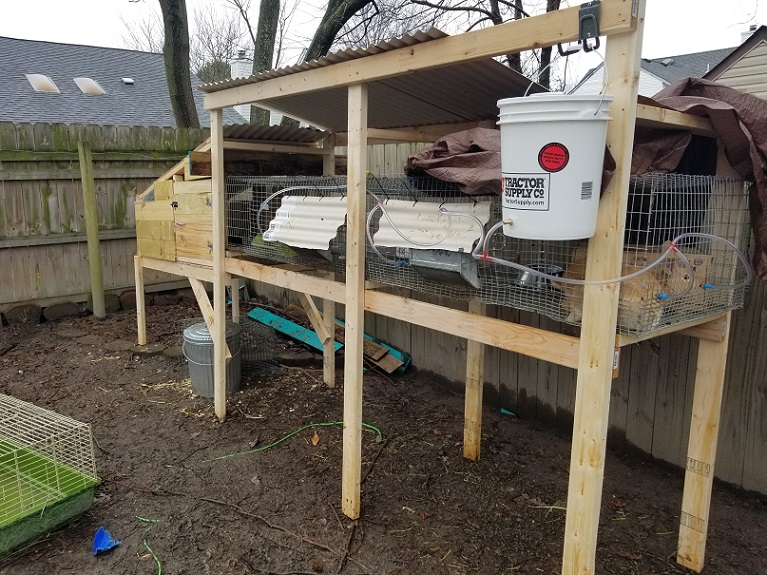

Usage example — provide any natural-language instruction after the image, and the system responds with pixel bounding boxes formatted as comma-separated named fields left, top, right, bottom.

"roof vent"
left=25, top=74, right=60, bottom=93
left=121, top=77, right=135, bottom=85
left=661, top=58, right=674, bottom=66
left=74, top=77, right=105, bottom=95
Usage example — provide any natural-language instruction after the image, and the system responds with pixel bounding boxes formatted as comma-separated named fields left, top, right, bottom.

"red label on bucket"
left=538, top=143, right=569, bottom=173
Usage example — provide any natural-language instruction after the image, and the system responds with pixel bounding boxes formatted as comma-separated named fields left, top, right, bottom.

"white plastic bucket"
left=497, top=93, right=613, bottom=240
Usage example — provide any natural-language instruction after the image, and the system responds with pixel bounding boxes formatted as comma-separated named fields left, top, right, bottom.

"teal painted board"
left=248, top=308, right=343, bottom=353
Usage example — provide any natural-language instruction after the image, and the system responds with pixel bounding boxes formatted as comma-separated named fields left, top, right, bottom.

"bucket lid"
left=497, top=93, right=614, bottom=107
left=183, top=321, right=242, bottom=344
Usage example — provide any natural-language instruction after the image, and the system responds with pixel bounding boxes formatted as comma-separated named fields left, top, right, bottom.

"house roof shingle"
left=641, top=47, right=736, bottom=84
left=0, top=36, right=246, bottom=128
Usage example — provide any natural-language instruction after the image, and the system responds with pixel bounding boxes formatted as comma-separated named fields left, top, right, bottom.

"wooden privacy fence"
left=0, top=122, right=209, bottom=309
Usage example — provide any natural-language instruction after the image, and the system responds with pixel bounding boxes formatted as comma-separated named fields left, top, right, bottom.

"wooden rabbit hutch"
left=133, top=1, right=756, bottom=573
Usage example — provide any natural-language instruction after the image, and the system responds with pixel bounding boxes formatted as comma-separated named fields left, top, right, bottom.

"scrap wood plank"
left=248, top=307, right=342, bottom=353
left=335, top=318, right=410, bottom=373
left=333, top=320, right=387, bottom=360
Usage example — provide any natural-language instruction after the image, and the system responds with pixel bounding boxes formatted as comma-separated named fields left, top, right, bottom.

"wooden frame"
left=134, top=1, right=737, bottom=573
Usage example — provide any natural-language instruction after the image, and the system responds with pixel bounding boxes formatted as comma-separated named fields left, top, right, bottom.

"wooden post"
left=230, top=277, right=240, bottom=323
left=323, top=133, right=337, bottom=176
left=134, top=255, right=147, bottom=345
left=323, top=275, right=337, bottom=388
left=676, top=313, right=732, bottom=572
left=561, top=2, right=645, bottom=574
left=322, top=137, right=337, bottom=388
left=342, top=83, right=368, bottom=520
left=210, top=108, right=228, bottom=421
left=78, top=140, right=105, bottom=318
left=464, top=300, right=487, bottom=461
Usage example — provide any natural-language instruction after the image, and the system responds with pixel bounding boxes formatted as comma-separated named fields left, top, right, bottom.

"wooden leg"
left=677, top=313, right=732, bottom=572
left=230, top=277, right=240, bottom=323
left=323, top=273, right=336, bottom=388
left=464, top=301, right=486, bottom=461
left=134, top=255, right=147, bottom=345
left=210, top=108, right=227, bottom=421
left=342, top=83, right=368, bottom=520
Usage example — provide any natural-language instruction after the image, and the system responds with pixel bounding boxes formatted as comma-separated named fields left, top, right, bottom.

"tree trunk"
left=250, top=0, right=281, bottom=125
left=303, top=0, right=374, bottom=62
left=158, top=0, right=200, bottom=129
left=538, top=0, right=561, bottom=89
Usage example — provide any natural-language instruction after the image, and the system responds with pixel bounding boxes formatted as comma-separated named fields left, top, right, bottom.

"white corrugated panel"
left=373, top=200, right=491, bottom=252
left=263, top=196, right=347, bottom=250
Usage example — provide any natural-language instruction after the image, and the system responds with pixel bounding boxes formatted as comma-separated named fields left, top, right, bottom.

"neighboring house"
left=571, top=46, right=736, bottom=97
left=704, top=26, right=767, bottom=100
left=0, top=36, right=246, bottom=127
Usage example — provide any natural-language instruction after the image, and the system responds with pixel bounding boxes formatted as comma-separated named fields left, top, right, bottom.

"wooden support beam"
left=221, top=139, right=327, bottom=155
left=635, top=103, right=715, bottom=136
left=203, top=0, right=635, bottom=110
left=617, top=313, right=729, bottom=346
left=225, top=257, right=581, bottom=368
left=463, top=301, right=486, bottom=461
left=78, top=140, right=105, bottom=319
left=141, top=256, right=213, bottom=283
left=134, top=255, right=147, bottom=346
left=189, top=277, right=232, bottom=361
left=342, top=83, right=368, bottom=520
left=335, top=121, right=494, bottom=146
left=211, top=109, right=228, bottom=421
left=562, top=2, right=645, bottom=574
left=677, top=312, right=732, bottom=572
left=297, top=292, right=332, bottom=345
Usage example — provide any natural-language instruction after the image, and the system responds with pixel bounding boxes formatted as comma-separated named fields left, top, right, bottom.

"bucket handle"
left=523, top=46, right=609, bottom=117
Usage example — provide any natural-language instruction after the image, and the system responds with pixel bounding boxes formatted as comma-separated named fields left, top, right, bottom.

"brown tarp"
left=405, top=78, right=767, bottom=281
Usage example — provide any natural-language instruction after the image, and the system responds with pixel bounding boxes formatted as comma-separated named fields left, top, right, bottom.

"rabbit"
left=557, top=245, right=684, bottom=333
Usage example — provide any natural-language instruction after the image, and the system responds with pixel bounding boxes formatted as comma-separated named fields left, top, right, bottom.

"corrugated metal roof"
left=264, top=196, right=347, bottom=250
left=373, top=200, right=491, bottom=252
left=222, top=124, right=329, bottom=144
left=200, top=29, right=449, bottom=94
left=201, top=29, right=544, bottom=132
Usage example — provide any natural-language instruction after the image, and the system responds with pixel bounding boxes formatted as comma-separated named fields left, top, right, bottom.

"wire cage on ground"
left=0, top=394, right=99, bottom=557
left=224, top=173, right=751, bottom=337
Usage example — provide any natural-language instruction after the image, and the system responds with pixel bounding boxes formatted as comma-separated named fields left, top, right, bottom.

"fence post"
left=78, top=140, right=105, bottom=318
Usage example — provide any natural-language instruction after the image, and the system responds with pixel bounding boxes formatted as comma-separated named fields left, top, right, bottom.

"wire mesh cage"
left=0, top=394, right=99, bottom=556
left=226, top=175, right=348, bottom=273
left=178, top=316, right=279, bottom=383
left=224, top=172, right=751, bottom=337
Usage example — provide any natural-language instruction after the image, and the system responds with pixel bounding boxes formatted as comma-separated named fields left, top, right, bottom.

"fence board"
left=652, top=334, right=694, bottom=466
left=625, top=340, right=660, bottom=453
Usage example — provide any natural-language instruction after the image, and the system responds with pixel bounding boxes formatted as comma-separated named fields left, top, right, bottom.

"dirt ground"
left=0, top=298, right=765, bottom=575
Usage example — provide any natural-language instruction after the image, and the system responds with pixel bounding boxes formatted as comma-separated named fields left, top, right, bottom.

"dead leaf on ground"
left=311, top=431, right=320, bottom=446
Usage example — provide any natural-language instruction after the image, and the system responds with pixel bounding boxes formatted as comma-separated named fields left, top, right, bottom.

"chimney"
left=742, top=24, right=758, bottom=43
left=230, top=49, right=252, bottom=79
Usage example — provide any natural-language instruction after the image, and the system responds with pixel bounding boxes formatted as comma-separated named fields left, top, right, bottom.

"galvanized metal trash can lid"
left=183, top=321, right=242, bottom=344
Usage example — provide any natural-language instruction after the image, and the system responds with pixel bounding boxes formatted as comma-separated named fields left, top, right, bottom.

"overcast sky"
left=0, top=0, right=763, bottom=64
